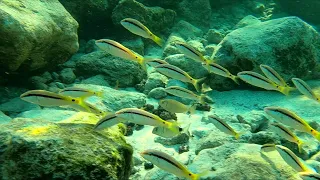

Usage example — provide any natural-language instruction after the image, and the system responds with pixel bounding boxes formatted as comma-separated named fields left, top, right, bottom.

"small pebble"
left=178, top=145, right=189, bottom=154
left=144, top=162, right=154, bottom=170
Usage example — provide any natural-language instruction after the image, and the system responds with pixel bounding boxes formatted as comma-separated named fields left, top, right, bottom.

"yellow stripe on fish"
left=159, top=99, right=196, bottom=114
left=299, top=172, right=320, bottom=180
left=208, top=115, right=243, bottom=139
left=95, top=39, right=147, bottom=70
left=20, top=90, right=90, bottom=111
left=115, top=108, right=180, bottom=134
left=146, top=59, right=168, bottom=68
left=276, top=145, right=313, bottom=172
left=260, top=64, right=288, bottom=87
left=264, top=107, right=320, bottom=141
left=237, top=71, right=290, bottom=95
left=202, top=62, right=239, bottom=84
left=141, top=149, right=207, bottom=180
left=292, top=78, right=320, bottom=102
left=59, top=87, right=103, bottom=98
left=94, top=113, right=126, bottom=130
left=121, top=18, right=164, bottom=47
left=155, top=64, right=206, bottom=92
left=175, top=42, right=209, bottom=64
left=270, top=123, right=304, bottom=153
left=164, top=86, right=207, bottom=104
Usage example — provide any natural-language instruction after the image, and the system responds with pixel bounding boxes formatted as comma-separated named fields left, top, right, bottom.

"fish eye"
left=136, top=56, right=138, bottom=59
left=311, top=129, right=314, bottom=132
left=179, top=127, right=183, bottom=132
left=189, top=174, right=191, bottom=176
left=163, top=122, right=165, bottom=124
left=72, top=99, right=75, bottom=102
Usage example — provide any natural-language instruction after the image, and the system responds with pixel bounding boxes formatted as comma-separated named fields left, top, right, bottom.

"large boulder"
left=0, top=117, right=133, bottom=179
left=0, top=0, right=79, bottom=73
left=212, top=17, right=320, bottom=85
left=75, top=51, right=147, bottom=87
left=59, top=0, right=119, bottom=40
left=112, top=0, right=176, bottom=35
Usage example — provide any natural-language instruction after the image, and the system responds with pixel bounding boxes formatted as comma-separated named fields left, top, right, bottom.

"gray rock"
left=213, top=17, right=320, bottom=82
left=148, top=87, right=167, bottom=99
left=40, top=71, right=53, bottom=83
left=80, top=74, right=111, bottom=87
left=0, top=0, right=78, bottom=73
left=234, top=15, right=261, bottom=29
left=28, top=76, right=49, bottom=90
left=0, top=117, right=132, bottom=179
left=112, top=0, right=176, bottom=34
left=178, top=0, right=211, bottom=28
left=248, top=131, right=281, bottom=145
left=59, top=68, right=76, bottom=84
left=122, top=38, right=144, bottom=56
left=171, top=20, right=203, bottom=41
left=75, top=51, right=147, bottom=87
left=162, top=34, right=185, bottom=58
left=0, top=111, right=11, bottom=123
left=143, top=72, right=168, bottom=94
left=205, top=29, right=225, bottom=44
left=154, top=133, right=189, bottom=146
left=0, top=97, right=40, bottom=117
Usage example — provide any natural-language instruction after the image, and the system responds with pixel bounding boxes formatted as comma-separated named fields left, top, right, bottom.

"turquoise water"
left=1, top=0, right=320, bottom=179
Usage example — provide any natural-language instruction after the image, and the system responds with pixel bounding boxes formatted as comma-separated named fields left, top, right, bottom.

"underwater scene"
left=1, top=0, right=320, bottom=179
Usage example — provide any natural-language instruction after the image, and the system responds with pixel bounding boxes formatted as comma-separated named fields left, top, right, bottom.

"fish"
left=202, top=62, right=239, bottom=84
left=155, top=64, right=206, bottom=92
left=275, top=145, right=313, bottom=172
left=270, top=123, right=304, bottom=153
left=159, top=99, right=197, bottom=114
left=299, top=172, right=320, bottom=180
left=115, top=108, right=180, bottom=134
left=260, top=65, right=288, bottom=87
left=20, top=90, right=90, bottom=111
left=95, top=39, right=146, bottom=70
left=175, top=42, right=209, bottom=64
left=164, top=86, right=207, bottom=104
left=292, top=78, right=319, bottom=102
left=140, top=149, right=206, bottom=180
left=264, top=107, right=320, bottom=141
left=208, top=115, right=243, bottom=139
left=120, top=18, right=164, bottom=47
left=260, top=144, right=276, bottom=153
left=237, top=71, right=290, bottom=95
left=152, top=121, right=191, bottom=138
left=146, top=59, right=168, bottom=68
left=68, top=101, right=105, bottom=115
left=59, top=87, right=103, bottom=98
left=94, top=113, right=126, bottom=130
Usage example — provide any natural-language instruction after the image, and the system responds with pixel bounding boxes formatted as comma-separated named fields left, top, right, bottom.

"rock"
left=177, top=0, right=211, bottom=28
left=171, top=20, right=204, bottom=41
left=144, top=162, right=154, bottom=170
left=191, top=143, right=299, bottom=180
left=0, top=0, right=78, bottom=73
left=80, top=74, right=111, bottom=87
left=18, top=109, right=81, bottom=122
left=205, top=29, right=225, bottom=44
left=0, top=111, right=11, bottom=123
left=234, top=15, right=261, bottom=29
left=164, top=54, right=208, bottom=79
left=75, top=51, right=147, bottom=87
left=59, top=0, right=119, bottom=40
left=278, top=0, right=320, bottom=25
left=238, top=110, right=270, bottom=133
left=112, top=0, right=176, bottom=34
left=0, top=97, right=41, bottom=117
left=178, top=145, right=189, bottom=154
left=0, top=117, right=132, bottom=179
left=59, top=68, right=76, bottom=84
left=28, top=76, right=49, bottom=90
left=137, top=0, right=183, bottom=8
left=213, top=17, right=320, bottom=81
left=248, top=131, right=281, bottom=145
left=143, top=72, right=168, bottom=94
left=162, top=35, right=185, bottom=58
left=152, top=106, right=177, bottom=120
left=154, top=133, right=189, bottom=146
left=0, top=86, right=28, bottom=104
left=148, top=87, right=167, bottom=99
left=122, top=38, right=144, bottom=56
left=41, top=71, right=53, bottom=83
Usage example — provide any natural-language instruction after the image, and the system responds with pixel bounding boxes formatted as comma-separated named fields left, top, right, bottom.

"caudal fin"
left=231, top=75, right=240, bottom=85
left=192, top=170, right=211, bottom=180
left=199, top=94, right=207, bottom=104
left=279, top=86, right=295, bottom=96
left=188, top=104, right=197, bottom=115
left=235, top=131, right=245, bottom=140
left=297, top=140, right=304, bottom=153
left=152, top=34, right=165, bottom=47
left=193, top=77, right=207, bottom=92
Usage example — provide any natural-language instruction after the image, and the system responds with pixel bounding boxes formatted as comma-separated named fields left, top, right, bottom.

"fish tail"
left=188, top=104, right=197, bottom=115
left=235, top=131, right=245, bottom=140
left=138, top=57, right=147, bottom=71
left=167, top=121, right=181, bottom=134
left=279, top=86, right=294, bottom=96
left=76, top=98, right=91, bottom=112
left=192, top=170, right=210, bottom=180
left=152, top=34, right=165, bottom=47
left=231, top=75, right=240, bottom=85
left=199, top=94, right=207, bottom=104
left=297, top=140, right=304, bottom=153
left=193, top=77, right=207, bottom=92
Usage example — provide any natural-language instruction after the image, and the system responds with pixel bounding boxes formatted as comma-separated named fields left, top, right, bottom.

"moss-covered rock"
left=0, top=117, right=133, bottom=179
left=0, top=0, right=79, bottom=73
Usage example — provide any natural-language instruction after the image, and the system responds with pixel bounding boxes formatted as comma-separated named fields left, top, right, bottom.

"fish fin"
left=139, top=58, right=147, bottom=72
left=95, top=91, right=104, bottom=98
left=167, top=121, right=181, bottom=134
left=199, top=94, right=207, bottom=104
left=188, top=104, right=197, bottom=115
left=313, top=131, right=320, bottom=142
left=192, top=170, right=211, bottom=180
left=231, top=75, right=240, bottom=85
left=182, top=123, right=192, bottom=137
left=278, top=86, right=294, bottom=96
left=193, top=77, right=207, bottom=92
left=235, top=131, right=246, bottom=140
left=201, top=83, right=212, bottom=93
left=152, top=34, right=165, bottom=47
left=297, top=140, right=304, bottom=153
left=76, top=98, right=91, bottom=112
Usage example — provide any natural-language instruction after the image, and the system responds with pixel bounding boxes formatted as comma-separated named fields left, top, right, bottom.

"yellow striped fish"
left=164, top=86, right=207, bottom=104
left=299, top=172, right=320, bottom=180
left=155, top=64, right=206, bottom=92
left=95, top=39, right=147, bottom=70
left=202, top=62, right=239, bottom=84
left=208, top=115, right=243, bottom=139
left=146, top=59, right=168, bottom=68
left=94, top=113, right=126, bottom=130
left=176, top=42, right=209, bottom=64
left=159, top=99, right=197, bottom=114
left=59, top=87, right=103, bottom=98
left=120, top=18, right=164, bottom=47
left=264, top=107, right=320, bottom=141
left=292, top=78, right=320, bottom=102
left=260, top=144, right=276, bottom=153
left=260, top=65, right=288, bottom=87
left=141, top=149, right=207, bottom=180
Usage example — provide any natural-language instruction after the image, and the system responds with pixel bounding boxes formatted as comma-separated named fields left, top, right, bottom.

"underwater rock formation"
left=0, top=97, right=40, bottom=118
left=214, top=16, right=320, bottom=83
left=112, top=0, right=176, bottom=34
left=0, top=117, right=133, bottom=179
left=0, top=0, right=79, bottom=73
left=143, top=72, right=168, bottom=94
left=75, top=51, right=147, bottom=87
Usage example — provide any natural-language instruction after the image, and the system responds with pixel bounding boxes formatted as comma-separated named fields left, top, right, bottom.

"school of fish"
left=19, top=18, right=320, bottom=180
